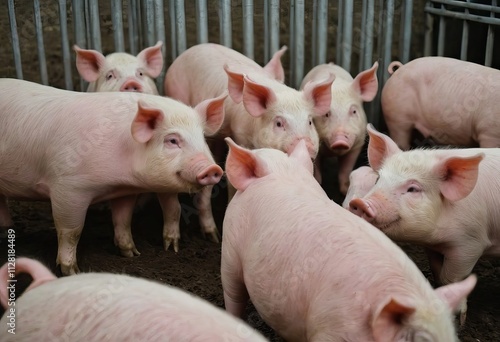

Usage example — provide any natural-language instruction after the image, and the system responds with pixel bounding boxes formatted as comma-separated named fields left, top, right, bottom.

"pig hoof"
left=60, top=264, right=80, bottom=276
left=164, top=237, right=180, bottom=253
left=120, top=247, right=141, bottom=258
left=204, top=229, right=220, bottom=244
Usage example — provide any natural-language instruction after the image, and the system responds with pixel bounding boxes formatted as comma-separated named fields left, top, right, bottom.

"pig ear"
left=367, top=123, right=401, bottom=171
left=302, top=73, right=334, bottom=116
left=224, top=138, right=270, bottom=191
left=242, top=76, right=277, bottom=117
left=224, top=64, right=245, bottom=104
left=289, top=140, right=314, bottom=175
left=194, top=92, right=227, bottom=136
left=352, top=61, right=379, bottom=102
left=372, top=297, right=416, bottom=342
left=435, top=274, right=477, bottom=311
left=131, top=100, right=164, bottom=143
left=74, top=45, right=106, bottom=82
left=137, top=41, right=164, bottom=78
left=263, top=45, right=287, bottom=82
left=434, top=154, right=484, bottom=202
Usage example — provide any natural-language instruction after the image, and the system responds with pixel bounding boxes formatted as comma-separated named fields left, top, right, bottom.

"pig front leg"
left=157, top=192, right=181, bottom=252
left=52, top=196, right=90, bottom=275
left=195, top=185, right=220, bottom=243
left=0, top=196, right=13, bottom=227
left=110, top=195, right=140, bottom=257
left=337, top=146, right=363, bottom=195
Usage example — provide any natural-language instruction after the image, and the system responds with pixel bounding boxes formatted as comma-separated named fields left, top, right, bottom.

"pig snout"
left=120, top=79, right=143, bottom=92
left=330, top=134, right=351, bottom=152
left=197, top=164, right=223, bottom=186
left=348, top=198, right=376, bottom=222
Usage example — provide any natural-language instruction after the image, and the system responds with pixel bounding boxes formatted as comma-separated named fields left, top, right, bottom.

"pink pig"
left=0, top=258, right=267, bottom=341
left=164, top=43, right=333, bottom=245
left=221, top=137, right=476, bottom=342
left=382, top=57, right=500, bottom=150
left=300, top=62, right=379, bottom=194
left=74, top=41, right=163, bottom=94
left=0, top=79, right=224, bottom=275
left=341, top=165, right=378, bottom=209
left=349, top=124, right=500, bottom=323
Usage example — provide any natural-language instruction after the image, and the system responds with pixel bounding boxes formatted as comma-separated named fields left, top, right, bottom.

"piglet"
left=74, top=41, right=163, bottom=94
left=382, top=57, right=500, bottom=150
left=349, top=124, right=500, bottom=324
left=0, top=257, right=267, bottom=342
left=341, top=165, right=378, bottom=209
left=165, top=43, right=333, bottom=244
left=221, top=137, right=476, bottom=342
left=0, top=79, right=224, bottom=275
left=300, top=62, right=378, bottom=194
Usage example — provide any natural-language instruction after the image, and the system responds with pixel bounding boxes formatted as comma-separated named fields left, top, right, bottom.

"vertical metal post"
left=88, top=0, right=102, bottom=52
left=7, top=0, right=23, bottom=79
left=424, top=11, right=434, bottom=56
left=143, top=0, right=155, bottom=48
left=196, top=0, right=209, bottom=44
left=342, top=0, right=353, bottom=71
left=175, top=0, right=187, bottom=54
left=293, top=0, right=305, bottom=88
left=242, top=0, right=254, bottom=59
left=111, top=0, right=125, bottom=52
left=336, top=0, right=344, bottom=64
left=485, top=0, right=496, bottom=66
left=400, top=0, right=413, bottom=63
left=154, top=0, right=166, bottom=94
left=59, top=0, right=73, bottom=90
left=264, top=0, right=269, bottom=61
left=437, top=4, right=446, bottom=56
left=316, top=0, right=328, bottom=65
left=289, top=0, right=296, bottom=84
left=460, top=0, right=470, bottom=60
left=382, top=0, right=394, bottom=84
left=128, top=0, right=139, bottom=55
left=363, top=0, right=375, bottom=71
left=219, top=0, right=232, bottom=48
left=269, top=0, right=280, bottom=57
left=34, top=0, right=48, bottom=85
left=169, top=0, right=177, bottom=59
left=72, top=0, right=87, bottom=90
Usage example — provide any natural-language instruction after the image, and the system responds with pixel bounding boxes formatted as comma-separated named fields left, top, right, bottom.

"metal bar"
left=316, top=0, right=328, bottom=65
left=383, top=0, right=394, bottom=84
left=242, top=0, right=254, bottom=59
left=312, top=0, right=318, bottom=66
left=111, top=0, right=125, bottom=52
left=437, top=4, right=446, bottom=56
left=269, top=0, right=280, bottom=56
left=342, top=0, right=353, bottom=71
left=400, top=0, right=413, bottom=63
left=425, top=7, right=500, bottom=26
left=88, top=0, right=101, bottom=51
left=154, top=0, right=166, bottom=94
left=289, top=0, right=295, bottom=84
left=363, top=0, right=375, bottom=70
left=59, top=0, right=73, bottom=90
left=128, top=0, right=139, bottom=55
left=169, top=0, right=177, bottom=59
left=424, top=11, right=434, bottom=56
left=196, top=0, right=209, bottom=43
left=460, top=0, right=470, bottom=60
left=72, top=0, right=87, bottom=90
left=144, top=0, right=155, bottom=48
left=34, top=0, right=48, bottom=85
left=359, top=0, right=368, bottom=70
left=293, top=0, right=305, bottom=88
left=428, top=0, right=500, bottom=14
left=219, top=0, right=232, bottom=48
left=175, top=0, right=187, bottom=54
left=7, top=0, right=22, bottom=79
left=336, top=0, right=344, bottom=64
left=264, top=0, right=269, bottom=61
left=485, top=0, right=496, bottom=67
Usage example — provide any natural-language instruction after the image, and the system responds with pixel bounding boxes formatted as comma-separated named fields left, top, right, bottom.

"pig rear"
left=221, top=138, right=475, bottom=342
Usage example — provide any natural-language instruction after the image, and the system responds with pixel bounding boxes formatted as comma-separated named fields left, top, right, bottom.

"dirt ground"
left=1, top=1, right=499, bottom=341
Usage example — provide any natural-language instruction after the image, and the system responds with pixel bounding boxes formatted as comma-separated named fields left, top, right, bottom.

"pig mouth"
left=375, top=217, right=401, bottom=232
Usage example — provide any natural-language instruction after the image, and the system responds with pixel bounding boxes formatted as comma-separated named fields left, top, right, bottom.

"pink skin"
left=74, top=41, right=163, bottom=94
left=382, top=56, right=500, bottom=150
left=341, top=166, right=378, bottom=209
left=0, top=258, right=267, bottom=342
left=164, top=43, right=333, bottom=238
left=221, top=138, right=476, bottom=342
left=349, top=124, right=500, bottom=324
left=300, top=62, right=378, bottom=194
left=0, top=79, right=224, bottom=275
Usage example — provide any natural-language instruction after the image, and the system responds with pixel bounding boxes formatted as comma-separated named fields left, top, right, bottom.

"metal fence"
left=3, top=1, right=498, bottom=128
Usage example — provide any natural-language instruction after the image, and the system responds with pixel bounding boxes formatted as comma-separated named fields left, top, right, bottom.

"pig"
left=0, top=258, right=267, bottom=342
left=341, top=165, right=378, bottom=209
left=349, top=124, right=500, bottom=324
left=74, top=41, right=163, bottom=94
left=300, top=62, right=379, bottom=194
left=165, top=43, right=333, bottom=242
left=381, top=56, right=500, bottom=150
left=221, top=137, right=476, bottom=342
left=0, top=78, right=225, bottom=275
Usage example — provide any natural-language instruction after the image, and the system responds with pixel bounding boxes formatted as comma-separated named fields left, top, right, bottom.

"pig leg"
left=221, top=247, right=249, bottom=318
left=424, top=248, right=444, bottom=285
left=0, top=196, right=13, bottom=227
left=110, top=195, right=140, bottom=257
left=313, top=157, right=323, bottom=184
left=477, top=134, right=500, bottom=148
left=195, top=185, right=220, bottom=243
left=385, top=119, right=413, bottom=150
left=52, top=196, right=90, bottom=275
left=337, top=146, right=363, bottom=195
left=157, top=192, right=181, bottom=252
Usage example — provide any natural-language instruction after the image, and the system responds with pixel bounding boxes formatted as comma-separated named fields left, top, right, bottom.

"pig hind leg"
left=337, top=146, right=363, bottom=195
left=110, top=195, right=140, bottom=257
left=385, top=119, right=413, bottom=151
left=0, top=196, right=13, bottom=227
left=221, top=249, right=249, bottom=318
left=158, top=192, right=181, bottom=252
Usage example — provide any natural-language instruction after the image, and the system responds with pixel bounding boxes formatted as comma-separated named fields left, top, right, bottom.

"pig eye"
left=106, top=71, right=114, bottom=81
left=407, top=185, right=421, bottom=193
left=274, top=117, right=285, bottom=129
left=309, top=119, right=312, bottom=126
left=325, top=111, right=330, bottom=118
left=350, top=106, right=358, bottom=116
left=164, top=134, right=181, bottom=148
left=136, top=69, right=144, bottom=77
